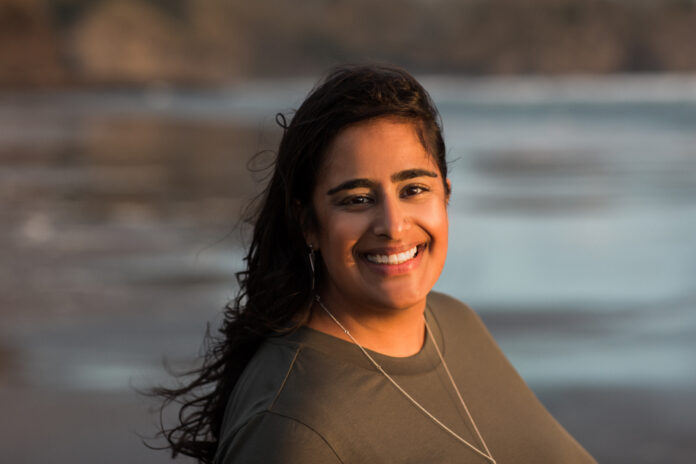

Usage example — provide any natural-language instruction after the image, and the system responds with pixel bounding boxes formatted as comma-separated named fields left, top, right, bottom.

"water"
left=1, top=75, right=694, bottom=463
left=429, top=78, right=696, bottom=394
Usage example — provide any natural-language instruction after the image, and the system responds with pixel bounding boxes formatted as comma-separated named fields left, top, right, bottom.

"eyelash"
left=339, top=195, right=373, bottom=207
left=401, top=185, right=429, bottom=197
left=338, top=184, right=430, bottom=208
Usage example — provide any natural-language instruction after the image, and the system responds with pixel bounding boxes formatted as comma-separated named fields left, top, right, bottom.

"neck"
left=307, top=291, right=427, bottom=357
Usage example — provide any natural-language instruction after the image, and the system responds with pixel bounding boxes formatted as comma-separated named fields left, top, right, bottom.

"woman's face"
left=308, top=117, right=449, bottom=313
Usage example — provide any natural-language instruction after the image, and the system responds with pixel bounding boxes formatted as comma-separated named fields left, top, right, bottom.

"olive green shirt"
left=215, top=292, right=596, bottom=463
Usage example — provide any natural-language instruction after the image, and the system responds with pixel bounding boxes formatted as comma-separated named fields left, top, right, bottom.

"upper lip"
left=359, top=243, right=424, bottom=256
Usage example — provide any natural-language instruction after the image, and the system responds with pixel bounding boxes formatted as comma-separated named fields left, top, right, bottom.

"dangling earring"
left=307, top=244, right=316, bottom=291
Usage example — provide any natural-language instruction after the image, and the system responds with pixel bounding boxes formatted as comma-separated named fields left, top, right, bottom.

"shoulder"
left=426, top=290, right=500, bottom=353
left=426, top=290, right=483, bottom=326
left=216, top=338, right=303, bottom=452
left=426, top=290, right=469, bottom=310
left=216, top=334, right=350, bottom=463
left=215, top=411, right=342, bottom=464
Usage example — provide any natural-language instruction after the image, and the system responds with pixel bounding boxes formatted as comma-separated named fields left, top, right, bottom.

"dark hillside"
left=2, top=0, right=696, bottom=87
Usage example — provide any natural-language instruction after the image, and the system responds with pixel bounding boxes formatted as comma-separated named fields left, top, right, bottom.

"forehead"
left=319, top=118, right=438, bottom=182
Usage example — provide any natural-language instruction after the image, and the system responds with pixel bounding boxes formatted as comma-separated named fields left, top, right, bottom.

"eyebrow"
left=326, top=179, right=376, bottom=195
left=326, top=169, right=439, bottom=195
left=391, top=169, right=438, bottom=183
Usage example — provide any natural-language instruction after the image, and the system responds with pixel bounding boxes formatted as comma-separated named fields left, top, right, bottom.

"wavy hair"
left=151, top=64, right=449, bottom=463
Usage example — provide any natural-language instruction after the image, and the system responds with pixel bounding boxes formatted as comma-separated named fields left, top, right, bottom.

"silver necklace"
left=315, top=296, right=496, bottom=463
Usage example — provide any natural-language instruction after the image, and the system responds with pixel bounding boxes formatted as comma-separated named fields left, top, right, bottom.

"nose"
left=372, top=194, right=410, bottom=239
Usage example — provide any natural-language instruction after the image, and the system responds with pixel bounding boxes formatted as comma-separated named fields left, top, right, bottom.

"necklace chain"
left=315, top=296, right=496, bottom=464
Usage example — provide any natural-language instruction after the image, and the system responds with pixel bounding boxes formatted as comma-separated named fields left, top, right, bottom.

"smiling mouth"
left=364, top=244, right=424, bottom=265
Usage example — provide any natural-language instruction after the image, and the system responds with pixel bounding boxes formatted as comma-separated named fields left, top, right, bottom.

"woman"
left=155, top=65, right=596, bottom=463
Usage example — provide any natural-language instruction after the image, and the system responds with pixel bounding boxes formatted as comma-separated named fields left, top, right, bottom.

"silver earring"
left=307, top=244, right=316, bottom=291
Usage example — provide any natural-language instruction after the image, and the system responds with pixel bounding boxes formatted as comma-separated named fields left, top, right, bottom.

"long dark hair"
left=152, top=64, right=449, bottom=463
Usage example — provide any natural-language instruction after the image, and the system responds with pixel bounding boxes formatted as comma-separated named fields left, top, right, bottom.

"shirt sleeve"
left=216, top=411, right=343, bottom=464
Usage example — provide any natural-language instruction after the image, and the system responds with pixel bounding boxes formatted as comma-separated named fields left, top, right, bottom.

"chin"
left=367, top=285, right=429, bottom=311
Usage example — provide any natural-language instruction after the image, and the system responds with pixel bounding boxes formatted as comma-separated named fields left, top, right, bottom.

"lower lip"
left=361, top=246, right=425, bottom=276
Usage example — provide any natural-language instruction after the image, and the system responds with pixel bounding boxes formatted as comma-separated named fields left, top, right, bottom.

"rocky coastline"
left=2, top=0, right=696, bottom=88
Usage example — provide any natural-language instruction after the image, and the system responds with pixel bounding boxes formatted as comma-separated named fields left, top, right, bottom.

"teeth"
left=366, top=246, right=418, bottom=265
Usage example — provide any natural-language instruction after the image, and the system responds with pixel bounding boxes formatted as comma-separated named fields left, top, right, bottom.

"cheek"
left=416, top=202, right=449, bottom=240
left=317, top=212, right=364, bottom=260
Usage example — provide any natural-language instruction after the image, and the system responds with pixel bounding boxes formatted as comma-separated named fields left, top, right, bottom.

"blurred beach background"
left=1, top=0, right=695, bottom=462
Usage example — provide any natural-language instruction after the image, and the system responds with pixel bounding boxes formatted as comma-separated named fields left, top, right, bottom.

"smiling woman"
left=152, top=65, right=597, bottom=464
left=306, top=118, right=451, bottom=356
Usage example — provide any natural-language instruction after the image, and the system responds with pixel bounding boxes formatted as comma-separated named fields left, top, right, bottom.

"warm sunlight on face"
left=308, top=117, right=450, bottom=314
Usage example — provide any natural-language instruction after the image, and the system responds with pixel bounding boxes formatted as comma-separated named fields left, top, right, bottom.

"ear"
left=445, top=178, right=452, bottom=205
left=305, top=229, right=318, bottom=250
left=294, top=199, right=318, bottom=249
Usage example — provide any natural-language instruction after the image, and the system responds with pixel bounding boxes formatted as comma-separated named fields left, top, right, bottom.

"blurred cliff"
left=2, top=0, right=696, bottom=88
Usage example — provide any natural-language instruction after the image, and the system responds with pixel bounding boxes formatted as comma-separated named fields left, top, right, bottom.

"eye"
left=401, top=184, right=429, bottom=198
left=340, top=194, right=374, bottom=207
